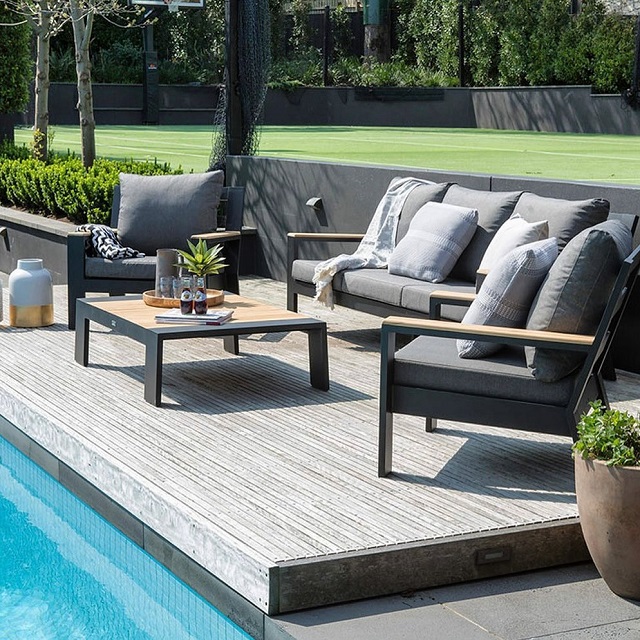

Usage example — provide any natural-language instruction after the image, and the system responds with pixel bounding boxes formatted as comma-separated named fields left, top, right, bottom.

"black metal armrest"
left=475, top=268, right=489, bottom=293
left=429, top=290, right=476, bottom=319
left=381, top=316, right=595, bottom=353
left=287, top=232, right=364, bottom=267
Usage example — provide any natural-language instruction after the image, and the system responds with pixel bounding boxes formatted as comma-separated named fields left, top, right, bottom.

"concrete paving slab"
left=531, top=618, right=640, bottom=639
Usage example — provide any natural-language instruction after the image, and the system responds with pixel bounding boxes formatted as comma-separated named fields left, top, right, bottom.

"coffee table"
left=74, top=294, right=329, bottom=406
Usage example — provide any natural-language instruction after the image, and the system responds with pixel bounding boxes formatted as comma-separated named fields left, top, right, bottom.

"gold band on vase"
left=9, top=304, right=54, bottom=328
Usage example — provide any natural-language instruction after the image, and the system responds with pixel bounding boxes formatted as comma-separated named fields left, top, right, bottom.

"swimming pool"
left=0, top=434, right=254, bottom=639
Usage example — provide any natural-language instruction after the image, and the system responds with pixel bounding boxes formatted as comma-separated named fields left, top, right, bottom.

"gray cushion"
left=116, top=171, right=224, bottom=255
left=457, top=238, right=559, bottom=359
left=512, top=192, right=609, bottom=252
left=394, top=336, right=575, bottom=406
left=526, top=219, right=632, bottom=382
left=395, top=182, right=452, bottom=243
left=85, top=256, right=157, bottom=280
left=401, top=278, right=475, bottom=322
left=337, top=269, right=414, bottom=306
left=291, top=259, right=321, bottom=283
left=444, top=186, right=522, bottom=282
left=478, top=214, right=549, bottom=271
left=389, top=202, right=478, bottom=283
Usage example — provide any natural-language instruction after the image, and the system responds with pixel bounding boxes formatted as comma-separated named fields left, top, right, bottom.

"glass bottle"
left=179, top=276, right=193, bottom=315
left=193, top=276, right=208, bottom=315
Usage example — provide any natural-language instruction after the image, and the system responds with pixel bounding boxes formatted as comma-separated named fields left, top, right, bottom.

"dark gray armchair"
left=378, top=229, right=640, bottom=477
left=67, top=171, right=245, bottom=329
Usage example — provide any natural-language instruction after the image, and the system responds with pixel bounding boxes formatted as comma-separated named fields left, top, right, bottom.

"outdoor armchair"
left=67, top=172, right=245, bottom=329
left=378, top=238, right=640, bottom=477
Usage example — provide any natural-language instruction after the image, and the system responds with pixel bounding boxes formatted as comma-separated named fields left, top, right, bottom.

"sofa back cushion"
left=395, top=182, right=452, bottom=243
left=525, top=219, right=632, bottom=382
left=443, top=186, right=523, bottom=283
left=457, top=238, right=558, bottom=359
left=115, top=171, right=224, bottom=255
left=389, top=202, right=478, bottom=283
left=512, top=192, right=609, bottom=252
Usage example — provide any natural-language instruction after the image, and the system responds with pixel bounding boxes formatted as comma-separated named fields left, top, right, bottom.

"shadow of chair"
left=67, top=173, right=244, bottom=329
left=378, top=242, right=640, bottom=477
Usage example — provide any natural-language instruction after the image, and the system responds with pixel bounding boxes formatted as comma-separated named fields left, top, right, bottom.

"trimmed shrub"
left=0, top=149, right=181, bottom=224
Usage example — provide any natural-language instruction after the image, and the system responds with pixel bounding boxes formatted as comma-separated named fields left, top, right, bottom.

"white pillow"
left=479, top=214, right=549, bottom=271
left=388, top=202, right=478, bottom=283
left=457, top=238, right=559, bottom=359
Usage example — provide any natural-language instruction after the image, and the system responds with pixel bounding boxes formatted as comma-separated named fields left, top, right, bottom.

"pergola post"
left=226, top=0, right=243, bottom=156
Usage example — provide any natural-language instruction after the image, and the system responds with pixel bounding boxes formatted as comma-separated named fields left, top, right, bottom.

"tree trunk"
left=70, top=0, right=96, bottom=168
left=34, top=16, right=51, bottom=161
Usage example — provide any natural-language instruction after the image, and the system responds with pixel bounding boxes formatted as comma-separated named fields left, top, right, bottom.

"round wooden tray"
left=142, top=289, right=224, bottom=308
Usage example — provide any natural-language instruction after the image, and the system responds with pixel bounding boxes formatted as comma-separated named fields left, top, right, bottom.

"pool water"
left=0, top=434, right=254, bottom=639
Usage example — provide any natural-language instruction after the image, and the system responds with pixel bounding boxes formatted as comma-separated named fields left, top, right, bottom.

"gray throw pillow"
left=479, top=214, right=549, bottom=271
left=116, top=171, right=224, bottom=255
left=512, top=192, right=609, bottom=252
left=388, top=202, right=478, bottom=283
left=457, top=238, right=559, bottom=359
left=443, top=186, right=523, bottom=283
left=525, top=219, right=632, bottom=382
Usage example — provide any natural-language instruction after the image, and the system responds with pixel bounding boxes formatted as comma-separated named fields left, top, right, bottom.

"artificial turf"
left=14, top=124, right=640, bottom=185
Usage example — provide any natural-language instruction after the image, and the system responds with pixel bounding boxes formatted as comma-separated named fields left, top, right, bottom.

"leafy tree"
left=592, top=13, right=635, bottom=94
left=497, top=0, right=538, bottom=86
left=527, top=0, right=570, bottom=86
left=0, top=6, right=31, bottom=116
left=468, top=0, right=501, bottom=86
left=555, top=0, right=607, bottom=86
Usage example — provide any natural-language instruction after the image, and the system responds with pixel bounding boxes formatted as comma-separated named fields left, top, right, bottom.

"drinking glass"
left=159, top=276, right=173, bottom=298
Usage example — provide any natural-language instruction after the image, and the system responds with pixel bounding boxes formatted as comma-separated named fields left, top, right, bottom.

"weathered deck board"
left=1, top=276, right=639, bottom=617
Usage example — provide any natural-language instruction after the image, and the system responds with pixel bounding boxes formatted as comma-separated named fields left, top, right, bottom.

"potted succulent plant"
left=573, top=400, right=640, bottom=600
left=175, top=239, right=228, bottom=278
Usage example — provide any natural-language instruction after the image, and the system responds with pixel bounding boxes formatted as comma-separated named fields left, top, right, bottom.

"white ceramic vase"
left=9, top=258, right=54, bottom=327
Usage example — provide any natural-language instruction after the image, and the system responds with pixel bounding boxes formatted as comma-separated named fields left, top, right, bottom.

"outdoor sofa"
left=287, top=181, right=636, bottom=323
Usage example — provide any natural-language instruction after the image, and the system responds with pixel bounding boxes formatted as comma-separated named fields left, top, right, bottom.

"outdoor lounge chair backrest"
left=110, top=183, right=245, bottom=232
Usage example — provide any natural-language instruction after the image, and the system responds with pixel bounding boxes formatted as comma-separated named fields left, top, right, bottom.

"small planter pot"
left=575, top=455, right=640, bottom=600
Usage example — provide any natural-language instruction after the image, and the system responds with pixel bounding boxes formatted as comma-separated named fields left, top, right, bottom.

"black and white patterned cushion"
left=77, top=224, right=145, bottom=260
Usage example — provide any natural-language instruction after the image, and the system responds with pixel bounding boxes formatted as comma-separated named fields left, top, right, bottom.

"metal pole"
left=458, top=0, right=465, bottom=88
left=323, top=5, right=330, bottom=87
left=226, top=0, right=243, bottom=156
left=142, top=24, right=159, bottom=125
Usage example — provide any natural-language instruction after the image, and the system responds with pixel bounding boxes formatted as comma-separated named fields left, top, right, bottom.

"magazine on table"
left=155, top=308, right=234, bottom=325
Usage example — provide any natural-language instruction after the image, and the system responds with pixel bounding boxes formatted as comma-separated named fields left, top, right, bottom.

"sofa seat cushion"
left=394, top=336, right=575, bottom=406
left=291, top=259, right=322, bottom=284
left=85, top=256, right=157, bottom=280
left=458, top=238, right=559, bottom=359
left=512, top=192, right=609, bottom=252
left=444, top=186, right=523, bottom=282
left=337, top=269, right=416, bottom=306
left=400, top=278, right=476, bottom=321
left=526, top=219, right=632, bottom=382
left=388, top=202, right=478, bottom=283
left=116, top=171, right=224, bottom=255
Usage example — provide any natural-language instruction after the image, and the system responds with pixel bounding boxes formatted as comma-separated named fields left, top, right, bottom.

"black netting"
left=209, top=0, right=271, bottom=171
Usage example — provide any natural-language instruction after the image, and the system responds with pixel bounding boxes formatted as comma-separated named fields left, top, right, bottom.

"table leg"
left=308, top=326, right=329, bottom=390
left=74, top=313, right=90, bottom=367
left=144, top=334, right=164, bottom=406
left=223, top=335, right=240, bottom=355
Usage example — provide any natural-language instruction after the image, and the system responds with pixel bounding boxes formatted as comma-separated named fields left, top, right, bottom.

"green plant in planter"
left=176, top=239, right=227, bottom=278
left=573, top=400, right=640, bottom=467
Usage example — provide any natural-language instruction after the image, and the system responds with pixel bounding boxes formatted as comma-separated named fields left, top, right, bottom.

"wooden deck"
left=1, top=276, right=639, bottom=623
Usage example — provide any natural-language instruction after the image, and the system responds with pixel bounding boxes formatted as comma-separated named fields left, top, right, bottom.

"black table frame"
left=75, top=295, right=329, bottom=406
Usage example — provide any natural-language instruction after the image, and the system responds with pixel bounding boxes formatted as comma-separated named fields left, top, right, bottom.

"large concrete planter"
left=575, top=456, right=640, bottom=600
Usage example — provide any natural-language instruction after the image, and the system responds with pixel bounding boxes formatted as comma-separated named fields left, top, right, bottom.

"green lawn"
left=14, top=124, right=640, bottom=185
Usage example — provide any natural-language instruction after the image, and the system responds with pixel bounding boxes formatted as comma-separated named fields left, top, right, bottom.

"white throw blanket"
left=312, top=176, right=436, bottom=308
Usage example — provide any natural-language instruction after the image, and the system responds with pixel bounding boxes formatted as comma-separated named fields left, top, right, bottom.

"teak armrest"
left=382, top=316, right=595, bottom=352
left=287, top=232, right=365, bottom=241
left=67, top=230, right=92, bottom=238
left=191, top=230, right=242, bottom=242
left=429, top=289, right=476, bottom=319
